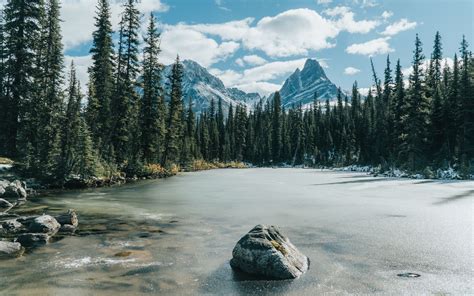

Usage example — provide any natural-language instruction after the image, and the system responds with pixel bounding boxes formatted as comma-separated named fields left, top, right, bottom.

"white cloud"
left=185, top=8, right=378, bottom=58
left=214, top=0, right=231, bottom=11
left=211, top=58, right=310, bottom=95
left=381, top=11, right=393, bottom=19
left=353, top=0, right=378, bottom=8
left=323, top=6, right=351, bottom=17
left=242, top=9, right=339, bottom=57
left=236, top=55, right=267, bottom=67
left=324, top=6, right=379, bottom=34
left=381, top=19, right=417, bottom=36
left=61, top=0, right=168, bottom=50
left=160, top=26, right=239, bottom=67
left=344, top=67, right=361, bottom=75
left=234, top=82, right=281, bottom=96
left=180, top=18, right=253, bottom=41
left=346, top=37, right=393, bottom=56
left=318, top=59, right=330, bottom=69
left=317, top=0, right=333, bottom=4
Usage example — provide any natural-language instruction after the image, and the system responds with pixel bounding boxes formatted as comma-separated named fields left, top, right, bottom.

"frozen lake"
left=1, top=168, right=473, bottom=295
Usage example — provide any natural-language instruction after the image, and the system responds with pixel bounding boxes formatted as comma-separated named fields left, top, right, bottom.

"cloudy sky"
left=57, top=0, right=473, bottom=96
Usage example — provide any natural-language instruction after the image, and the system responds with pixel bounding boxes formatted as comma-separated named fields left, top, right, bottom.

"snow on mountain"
left=162, top=58, right=344, bottom=115
left=162, top=60, right=262, bottom=115
left=277, top=59, right=342, bottom=108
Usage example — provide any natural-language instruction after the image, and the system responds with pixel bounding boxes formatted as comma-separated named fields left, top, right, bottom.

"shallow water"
left=1, top=168, right=473, bottom=295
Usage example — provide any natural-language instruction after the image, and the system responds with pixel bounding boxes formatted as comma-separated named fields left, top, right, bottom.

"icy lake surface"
left=1, top=168, right=473, bottom=295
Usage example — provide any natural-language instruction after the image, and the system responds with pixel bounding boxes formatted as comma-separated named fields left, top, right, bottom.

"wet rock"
left=0, top=241, right=24, bottom=258
left=16, top=215, right=38, bottom=225
left=55, top=209, right=78, bottom=227
left=0, top=186, right=5, bottom=197
left=16, top=233, right=50, bottom=247
left=230, top=224, right=309, bottom=280
left=59, top=224, right=77, bottom=233
left=64, top=175, right=90, bottom=189
left=1, top=219, right=24, bottom=234
left=28, top=215, right=60, bottom=235
left=0, top=198, right=13, bottom=209
left=114, top=251, right=132, bottom=257
left=2, top=180, right=27, bottom=200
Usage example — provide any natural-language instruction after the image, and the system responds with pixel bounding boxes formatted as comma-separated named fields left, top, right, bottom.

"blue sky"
left=59, top=0, right=473, bottom=96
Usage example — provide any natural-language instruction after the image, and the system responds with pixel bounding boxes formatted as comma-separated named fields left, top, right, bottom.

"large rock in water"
left=55, top=209, right=78, bottom=227
left=230, top=225, right=309, bottom=279
left=16, top=233, right=50, bottom=247
left=28, top=215, right=60, bottom=235
left=0, top=241, right=24, bottom=258
left=2, top=180, right=27, bottom=200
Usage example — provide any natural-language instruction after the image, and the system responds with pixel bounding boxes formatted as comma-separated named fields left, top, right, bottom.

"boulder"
left=0, top=241, right=24, bottom=258
left=16, top=233, right=50, bottom=247
left=0, top=185, right=5, bottom=197
left=0, top=198, right=13, bottom=209
left=28, top=215, right=60, bottom=235
left=230, top=224, right=309, bottom=280
left=59, top=224, right=77, bottom=233
left=55, top=209, right=78, bottom=227
left=1, top=219, right=24, bottom=234
left=2, top=180, right=27, bottom=200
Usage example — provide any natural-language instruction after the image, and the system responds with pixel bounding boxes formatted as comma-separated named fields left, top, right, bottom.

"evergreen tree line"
left=175, top=32, right=474, bottom=176
left=0, top=0, right=472, bottom=183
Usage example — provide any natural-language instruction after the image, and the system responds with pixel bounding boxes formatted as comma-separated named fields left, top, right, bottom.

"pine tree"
left=271, top=91, right=282, bottom=163
left=59, top=62, right=97, bottom=180
left=392, top=59, right=405, bottom=161
left=87, top=0, right=115, bottom=155
left=459, top=36, right=473, bottom=173
left=112, top=0, right=141, bottom=166
left=383, top=55, right=393, bottom=159
left=3, top=0, right=43, bottom=157
left=31, top=0, right=64, bottom=177
left=208, top=99, right=219, bottom=160
left=427, top=32, right=445, bottom=162
left=404, top=34, right=428, bottom=170
left=0, top=12, right=7, bottom=155
left=427, top=31, right=443, bottom=96
left=140, top=13, right=165, bottom=164
left=163, top=56, right=184, bottom=167
left=217, top=98, right=225, bottom=160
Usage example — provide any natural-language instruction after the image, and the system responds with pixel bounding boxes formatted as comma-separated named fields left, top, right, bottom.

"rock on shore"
left=230, top=224, right=309, bottom=280
left=0, top=241, right=24, bottom=258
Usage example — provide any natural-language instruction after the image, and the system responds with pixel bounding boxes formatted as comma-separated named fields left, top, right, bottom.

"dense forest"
left=0, top=0, right=473, bottom=185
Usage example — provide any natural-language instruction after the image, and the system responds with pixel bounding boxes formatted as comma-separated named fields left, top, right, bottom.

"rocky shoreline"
left=0, top=179, right=79, bottom=259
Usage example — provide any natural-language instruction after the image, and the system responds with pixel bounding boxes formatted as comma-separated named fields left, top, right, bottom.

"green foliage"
left=0, top=1, right=472, bottom=183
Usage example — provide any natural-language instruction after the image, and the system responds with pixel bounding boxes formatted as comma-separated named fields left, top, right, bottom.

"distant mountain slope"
left=277, top=59, right=341, bottom=108
left=162, top=60, right=261, bottom=115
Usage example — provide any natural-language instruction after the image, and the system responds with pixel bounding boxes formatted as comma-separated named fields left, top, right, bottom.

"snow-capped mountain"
left=277, top=59, right=341, bottom=108
left=162, top=58, right=343, bottom=114
left=162, top=60, right=262, bottom=115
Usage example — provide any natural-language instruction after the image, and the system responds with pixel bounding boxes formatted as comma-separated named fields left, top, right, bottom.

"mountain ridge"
left=163, top=58, right=344, bottom=114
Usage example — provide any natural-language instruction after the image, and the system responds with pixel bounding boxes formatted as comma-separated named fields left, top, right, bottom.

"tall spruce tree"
left=87, top=0, right=115, bottom=155
left=163, top=56, right=184, bottom=167
left=404, top=34, right=428, bottom=170
left=459, top=36, right=473, bottom=173
left=271, top=92, right=282, bottom=163
left=32, top=0, right=64, bottom=177
left=3, top=0, right=43, bottom=157
left=0, top=12, right=7, bottom=155
left=140, top=13, right=165, bottom=164
left=112, top=0, right=140, bottom=166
